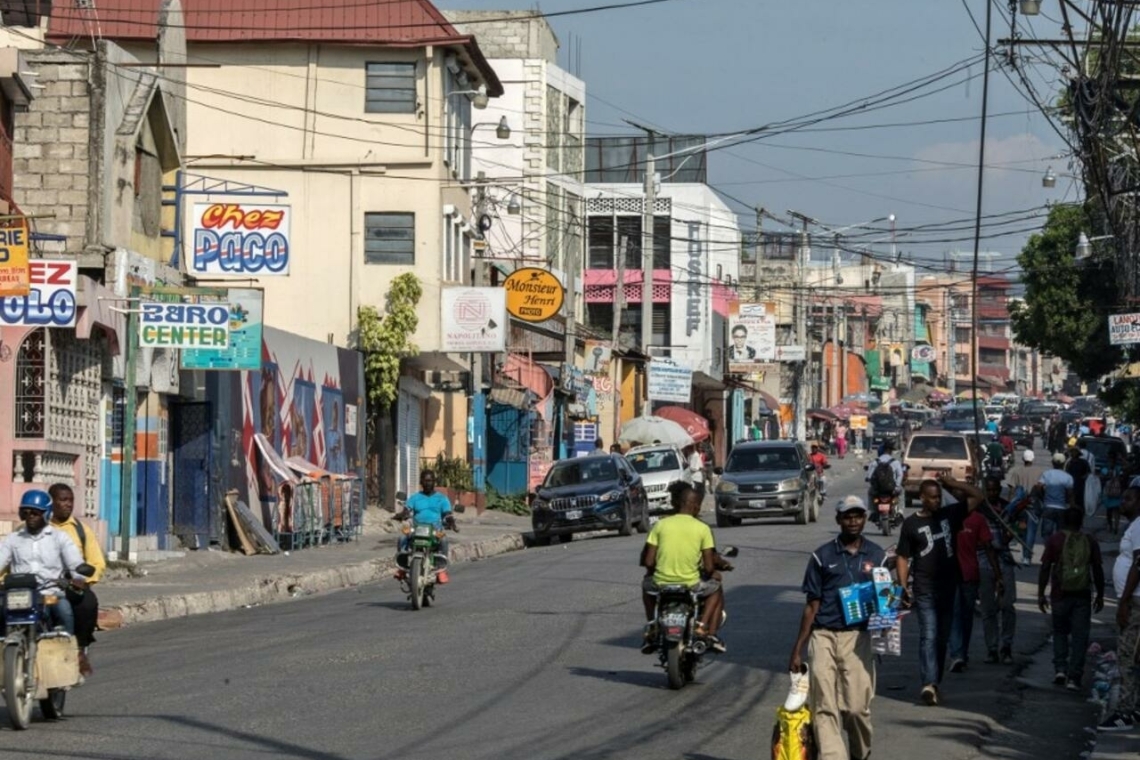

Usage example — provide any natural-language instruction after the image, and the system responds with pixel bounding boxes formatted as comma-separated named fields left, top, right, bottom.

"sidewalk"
left=96, top=508, right=534, bottom=628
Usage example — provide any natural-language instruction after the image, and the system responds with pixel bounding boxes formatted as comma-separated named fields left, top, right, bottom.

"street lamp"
left=507, top=194, right=521, bottom=215
left=1075, top=232, right=1112, bottom=261
left=448, top=83, right=489, bottom=109
left=472, top=116, right=511, bottom=140
left=1020, top=0, right=1041, bottom=15
left=1042, top=167, right=1056, bottom=188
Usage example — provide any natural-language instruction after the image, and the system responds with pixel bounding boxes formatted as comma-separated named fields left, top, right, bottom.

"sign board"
left=647, top=359, right=693, bottom=404
left=728, top=302, right=777, bottom=372
left=191, top=203, right=291, bottom=276
left=850, top=414, right=868, bottom=431
left=0, top=219, right=30, bottom=297
left=911, top=344, right=936, bottom=363
left=441, top=287, right=507, bottom=352
left=776, top=345, right=806, bottom=362
left=1109, top=313, right=1140, bottom=345
left=182, top=288, right=264, bottom=370
left=503, top=267, right=564, bottom=323
left=0, top=260, right=77, bottom=327
left=139, top=296, right=230, bottom=349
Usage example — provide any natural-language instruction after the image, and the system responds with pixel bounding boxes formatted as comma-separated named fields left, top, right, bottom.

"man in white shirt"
left=686, top=445, right=706, bottom=504
left=1101, top=487, right=1140, bottom=731
left=1032, top=454, right=1074, bottom=543
left=0, top=490, right=90, bottom=634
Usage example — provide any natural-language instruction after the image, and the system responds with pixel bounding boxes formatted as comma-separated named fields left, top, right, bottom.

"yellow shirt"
left=645, top=514, right=714, bottom=586
left=50, top=516, right=106, bottom=584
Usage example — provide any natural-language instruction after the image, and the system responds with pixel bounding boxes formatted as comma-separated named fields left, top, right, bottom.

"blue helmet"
left=18, top=490, right=51, bottom=513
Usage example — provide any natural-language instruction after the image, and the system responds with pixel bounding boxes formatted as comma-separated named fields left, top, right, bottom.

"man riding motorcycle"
left=640, top=485, right=729, bottom=654
left=393, top=470, right=457, bottom=584
left=810, top=444, right=829, bottom=497
left=0, top=490, right=90, bottom=634
left=865, top=440, right=903, bottom=522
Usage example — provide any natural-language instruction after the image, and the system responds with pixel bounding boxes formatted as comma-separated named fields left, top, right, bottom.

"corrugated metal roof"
left=47, top=0, right=502, bottom=93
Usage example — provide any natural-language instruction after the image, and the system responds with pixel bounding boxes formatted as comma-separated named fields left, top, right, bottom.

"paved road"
left=2, top=454, right=1090, bottom=760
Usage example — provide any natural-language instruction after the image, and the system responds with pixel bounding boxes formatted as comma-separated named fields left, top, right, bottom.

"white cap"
left=1022, top=450, right=1035, bottom=463
left=835, top=495, right=869, bottom=514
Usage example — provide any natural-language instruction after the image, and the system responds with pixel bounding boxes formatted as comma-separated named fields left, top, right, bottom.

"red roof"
left=47, top=0, right=502, bottom=94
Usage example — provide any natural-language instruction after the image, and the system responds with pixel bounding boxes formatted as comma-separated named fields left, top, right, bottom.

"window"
left=954, top=327, right=971, bottom=344
left=588, top=217, right=615, bottom=269
left=365, top=213, right=415, bottom=265
left=365, top=62, right=416, bottom=114
left=15, top=328, right=45, bottom=438
left=443, top=70, right=472, bottom=179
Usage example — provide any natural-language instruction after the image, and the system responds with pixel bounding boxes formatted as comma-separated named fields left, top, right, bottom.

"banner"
left=647, top=359, right=693, bottom=403
left=728, top=302, right=776, bottom=372
left=191, top=203, right=291, bottom=276
left=441, top=287, right=507, bottom=351
left=182, top=288, right=264, bottom=370
left=139, top=295, right=230, bottom=349
left=0, top=219, right=30, bottom=297
left=0, top=260, right=77, bottom=327
left=1109, top=313, right=1140, bottom=346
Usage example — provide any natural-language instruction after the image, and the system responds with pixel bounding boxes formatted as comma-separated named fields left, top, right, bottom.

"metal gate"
left=486, top=403, right=531, bottom=497
left=171, top=402, right=214, bottom=549
left=396, top=390, right=422, bottom=496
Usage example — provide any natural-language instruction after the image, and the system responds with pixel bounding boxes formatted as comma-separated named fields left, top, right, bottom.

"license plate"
left=661, top=612, right=687, bottom=627
left=878, top=502, right=890, bottom=513
left=564, top=509, right=582, bottom=520
left=922, top=471, right=943, bottom=480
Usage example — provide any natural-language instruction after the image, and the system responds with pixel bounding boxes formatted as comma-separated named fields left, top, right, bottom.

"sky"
left=442, top=0, right=1076, bottom=273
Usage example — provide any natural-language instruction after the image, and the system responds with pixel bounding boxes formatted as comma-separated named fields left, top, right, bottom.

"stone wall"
left=443, top=10, right=559, bottom=64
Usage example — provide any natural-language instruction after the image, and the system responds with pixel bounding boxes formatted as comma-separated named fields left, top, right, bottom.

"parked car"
left=713, top=441, right=819, bottom=527
left=901, top=432, right=980, bottom=508
left=1078, top=435, right=1129, bottom=469
left=999, top=414, right=1034, bottom=449
left=530, top=454, right=649, bottom=544
left=942, top=404, right=985, bottom=432
left=869, top=413, right=903, bottom=450
left=625, top=444, right=691, bottom=515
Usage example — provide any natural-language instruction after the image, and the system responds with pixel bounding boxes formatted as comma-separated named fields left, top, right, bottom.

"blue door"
left=171, top=402, right=214, bottom=549
left=486, top=403, right=531, bottom=496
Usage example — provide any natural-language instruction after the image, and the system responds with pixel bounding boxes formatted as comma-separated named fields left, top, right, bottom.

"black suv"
left=713, top=441, right=819, bottom=526
left=869, top=413, right=902, bottom=450
left=531, top=454, right=650, bottom=545
left=999, top=414, right=1034, bottom=449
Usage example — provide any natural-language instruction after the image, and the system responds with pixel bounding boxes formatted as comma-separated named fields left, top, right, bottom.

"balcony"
left=583, top=269, right=672, bottom=303
left=978, top=335, right=1010, bottom=351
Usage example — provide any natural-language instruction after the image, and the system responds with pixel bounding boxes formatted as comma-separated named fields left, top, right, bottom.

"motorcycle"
left=394, top=492, right=458, bottom=611
left=648, top=546, right=738, bottom=690
left=1, top=564, right=94, bottom=729
left=873, top=494, right=902, bottom=537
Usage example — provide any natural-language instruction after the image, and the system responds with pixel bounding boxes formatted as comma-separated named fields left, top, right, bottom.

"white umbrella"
left=619, top=416, right=693, bottom=447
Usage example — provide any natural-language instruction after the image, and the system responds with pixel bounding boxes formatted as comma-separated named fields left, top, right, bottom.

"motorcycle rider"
left=865, top=440, right=903, bottom=523
left=0, top=490, right=90, bottom=635
left=393, top=470, right=457, bottom=584
left=48, top=484, right=105, bottom=677
left=641, top=485, right=728, bottom=654
left=810, top=444, right=829, bottom=497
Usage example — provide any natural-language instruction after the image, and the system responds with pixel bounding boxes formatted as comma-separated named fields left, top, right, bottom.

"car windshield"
left=544, top=459, right=618, bottom=487
left=943, top=407, right=979, bottom=421
left=870, top=415, right=898, bottom=429
left=725, top=447, right=800, bottom=473
left=907, top=436, right=969, bottom=459
left=627, top=450, right=680, bottom=474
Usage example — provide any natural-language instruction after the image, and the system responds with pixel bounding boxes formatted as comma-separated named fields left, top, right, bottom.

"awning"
left=691, top=370, right=726, bottom=391
left=489, top=387, right=530, bottom=410
left=403, top=351, right=469, bottom=373
left=398, top=375, right=433, bottom=401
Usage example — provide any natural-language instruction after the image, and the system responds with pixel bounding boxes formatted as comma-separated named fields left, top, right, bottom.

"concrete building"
left=48, top=0, right=505, bottom=498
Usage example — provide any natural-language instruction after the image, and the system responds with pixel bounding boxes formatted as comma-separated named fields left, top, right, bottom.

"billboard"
left=728, top=302, right=776, bottom=371
left=182, top=288, right=264, bottom=370
left=440, top=287, right=507, bottom=351
left=191, top=203, right=291, bottom=276
left=0, top=219, right=30, bottom=297
left=139, top=293, right=230, bottom=349
left=1109, top=313, right=1140, bottom=346
left=0, top=260, right=77, bottom=327
left=647, top=359, right=693, bottom=403
left=503, top=267, right=564, bottom=323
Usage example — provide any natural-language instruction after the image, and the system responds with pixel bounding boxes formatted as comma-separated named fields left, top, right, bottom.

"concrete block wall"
left=11, top=50, right=94, bottom=253
left=444, top=11, right=559, bottom=64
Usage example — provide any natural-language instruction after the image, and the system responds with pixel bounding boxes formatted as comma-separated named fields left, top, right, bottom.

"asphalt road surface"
left=2, top=454, right=1087, bottom=760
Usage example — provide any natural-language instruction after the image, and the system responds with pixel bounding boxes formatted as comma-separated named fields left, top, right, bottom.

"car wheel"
left=555, top=532, right=573, bottom=544
left=715, top=511, right=731, bottom=528
left=532, top=532, right=552, bottom=547
left=730, top=517, right=742, bottom=527
left=809, top=492, right=820, bottom=522
left=636, top=502, right=650, bottom=534
left=794, top=499, right=809, bottom=525
left=618, top=503, right=633, bottom=536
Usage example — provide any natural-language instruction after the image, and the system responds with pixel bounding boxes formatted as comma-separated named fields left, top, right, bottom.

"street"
left=3, top=457, right=1099, bottom=760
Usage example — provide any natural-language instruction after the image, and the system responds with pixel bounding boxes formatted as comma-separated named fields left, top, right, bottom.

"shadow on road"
left=565, top=665, right=669, bottom=689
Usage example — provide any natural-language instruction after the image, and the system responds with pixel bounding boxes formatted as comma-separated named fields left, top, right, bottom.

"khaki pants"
left=809, top=629, right=876, bottom=760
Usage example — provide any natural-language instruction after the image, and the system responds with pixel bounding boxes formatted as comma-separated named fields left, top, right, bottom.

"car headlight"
left=598, top=490, right=623, bottom=503
left=533, top=498, right=549, bottom=510
left=5, top=589, right=32, bottom=611
left=715, top=480, right=738, bottom=494
left=779, top=478, right=801, bottom=491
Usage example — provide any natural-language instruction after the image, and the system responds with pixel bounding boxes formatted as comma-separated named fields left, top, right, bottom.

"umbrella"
left=828, top=404, right=858, bottom=420
left=654, top=406, right=711, bottom=443
left=619, top=416, right=693, bottom=447
left=808, top=408, right=838, bottom=422
left=927, top=389, right=952, bottom=403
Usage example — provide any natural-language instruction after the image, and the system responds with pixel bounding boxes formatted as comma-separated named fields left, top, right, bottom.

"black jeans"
left=1051, top=592, right=1092, bottom=681
left=66, top=586, right=98, bottom=649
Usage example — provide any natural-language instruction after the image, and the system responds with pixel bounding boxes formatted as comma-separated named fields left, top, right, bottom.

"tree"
left=356, top=273, right=423, bottom=503
left=1010, top=203, right=1122, bottom=382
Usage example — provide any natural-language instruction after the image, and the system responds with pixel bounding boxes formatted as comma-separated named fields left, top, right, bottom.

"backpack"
left=771, top=705, right=818, bottom=760
left=870, top=459, right=896, bottom=497
left=1104, top=472, right=1124, bottom=499
left=1060, top=531, right=1092, bottom=594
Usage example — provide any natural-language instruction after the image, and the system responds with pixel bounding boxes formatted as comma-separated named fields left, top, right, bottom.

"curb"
left=101, top=531, right=528, bottom=628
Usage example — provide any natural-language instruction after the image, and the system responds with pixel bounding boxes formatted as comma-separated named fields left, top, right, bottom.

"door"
left=171, top=402, right=213, bottom=549
left=487, top=403, right=531, bottom=496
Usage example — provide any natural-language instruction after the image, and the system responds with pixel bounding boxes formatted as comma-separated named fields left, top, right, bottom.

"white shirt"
left=0, top=525, right=85, bottom=594
left=1114, top=518, right=1140, bottom=601
left=688, top=451, right=704, bottom=484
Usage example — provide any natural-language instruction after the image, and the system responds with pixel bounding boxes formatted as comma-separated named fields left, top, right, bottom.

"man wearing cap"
left=1033, top=453, right=1075, bottom=552
left=789, top=495, right=885, bottom=760
left=1007, top=449, right=1043, bottom=565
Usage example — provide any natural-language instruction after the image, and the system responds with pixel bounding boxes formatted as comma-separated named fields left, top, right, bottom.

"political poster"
left=0, top=219, right=30, bottom=297
left=191, top=203, right=291, bottom=276
left=728, top=302, right=777, bottom=372
left=182, top=288, right=264, bottom=370
left=647, top=359, right=693, bottom=404
left=0, top=260, right=77, bottom=327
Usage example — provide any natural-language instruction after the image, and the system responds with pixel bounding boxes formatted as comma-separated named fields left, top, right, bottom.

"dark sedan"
left=999, top=414, right=1034, bottom=449
left=530, top=454, right=649, bottom=545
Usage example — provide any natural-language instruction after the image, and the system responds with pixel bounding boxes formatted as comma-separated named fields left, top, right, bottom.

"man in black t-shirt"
left=895, top=475, right=982, bottom=706
left=1065, top=447, right=1092, bottom=510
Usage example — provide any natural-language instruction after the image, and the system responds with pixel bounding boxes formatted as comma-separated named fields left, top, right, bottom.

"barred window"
left=365, top=213, right=415, bottom=265
left=365, top=62, right=416, bottom=114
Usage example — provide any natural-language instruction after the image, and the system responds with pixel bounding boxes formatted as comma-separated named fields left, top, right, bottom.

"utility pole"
left=793, top=220, right=810, bottom=441
left=946, top=290, right=957, bottom=397
left=753, top=206, right=764, bottom=303
left=640, top=154, right=656, bottom=410
left=613, top=235, right=628, bottom=444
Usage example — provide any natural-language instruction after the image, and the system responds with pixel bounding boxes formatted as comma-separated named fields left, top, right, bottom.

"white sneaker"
left=784, top=665, right=810, bottom=711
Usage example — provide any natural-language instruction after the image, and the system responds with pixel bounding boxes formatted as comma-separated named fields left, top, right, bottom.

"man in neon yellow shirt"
left=641, top=486, right=727, bottom=653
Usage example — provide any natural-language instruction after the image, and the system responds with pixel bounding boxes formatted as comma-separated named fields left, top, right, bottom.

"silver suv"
left=713, top=441, right=819, bottom=526
left=625, top=444, right=692, bottom=515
